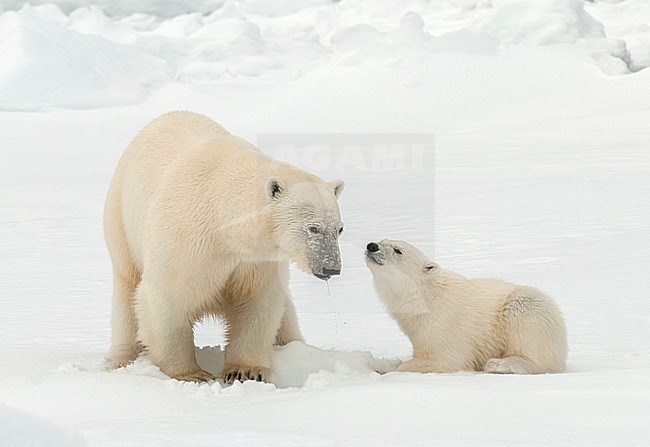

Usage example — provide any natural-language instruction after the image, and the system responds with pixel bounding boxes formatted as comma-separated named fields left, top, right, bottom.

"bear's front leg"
left=221, top=262, right=287, bottom=384
left=135, top=280, right=215, bottom=382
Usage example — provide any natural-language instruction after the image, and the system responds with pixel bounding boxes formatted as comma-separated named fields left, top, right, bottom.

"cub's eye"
left=393, top=248, right=403, bottom=255
left=338, top=227, right=344, bottom=235
left=308, top=226, right=320, bottom=234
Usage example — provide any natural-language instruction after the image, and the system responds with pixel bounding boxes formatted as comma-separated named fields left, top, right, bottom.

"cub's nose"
left=367, top=242, right=379, bottom=253
left=322, top=268, right=341, bottom=277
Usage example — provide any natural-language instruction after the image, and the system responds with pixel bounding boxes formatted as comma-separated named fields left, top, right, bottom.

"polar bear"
left=365, top=239, right=567, bottom=374
left=104, top=111, right=345, bottom=383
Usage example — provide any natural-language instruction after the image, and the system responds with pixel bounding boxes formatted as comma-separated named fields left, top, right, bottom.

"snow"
left=0, top=404, right=85, bottom=447
left=1, top=0, right=648, bottom=111
left=1, top=0, right=650, bottom=446
left=0, top=10, right=170, bottom=111
left=474, top=0, right=606, bottom=45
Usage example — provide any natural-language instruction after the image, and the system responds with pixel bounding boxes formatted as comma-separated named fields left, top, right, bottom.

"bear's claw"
left=222, top=366, right=270, bottom=384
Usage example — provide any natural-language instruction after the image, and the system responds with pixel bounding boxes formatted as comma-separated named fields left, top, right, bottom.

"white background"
left=1, top=1, right=649, bottom=445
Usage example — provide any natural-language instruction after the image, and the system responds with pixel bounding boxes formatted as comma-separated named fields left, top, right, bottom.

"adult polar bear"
left=104, top=112, right=345, bottom=383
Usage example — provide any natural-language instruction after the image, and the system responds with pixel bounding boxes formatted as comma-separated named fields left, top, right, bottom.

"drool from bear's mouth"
left=365, top=251, right=385, bottom=265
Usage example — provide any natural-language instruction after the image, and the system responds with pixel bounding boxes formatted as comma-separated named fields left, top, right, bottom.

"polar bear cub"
left=365, top=239, right=567, bottom=374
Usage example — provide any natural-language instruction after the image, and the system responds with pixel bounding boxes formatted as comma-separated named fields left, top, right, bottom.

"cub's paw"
left=484, top=357, right=534, bottom=374
left=484, top=358, right=517, bottom=374
left=173, top=369, right=216, bottom=382
left=221, top=366, right=271, bottom=384
left=396, top=359, right=434, bottom=373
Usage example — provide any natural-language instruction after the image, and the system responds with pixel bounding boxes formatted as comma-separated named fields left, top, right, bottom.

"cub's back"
left=464, top=278, right=516, bottom=306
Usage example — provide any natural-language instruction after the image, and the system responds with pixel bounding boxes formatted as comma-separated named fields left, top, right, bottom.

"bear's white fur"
left=366, top=239, right=567, bottom=374
left=104, top=111, right=345, bottom=382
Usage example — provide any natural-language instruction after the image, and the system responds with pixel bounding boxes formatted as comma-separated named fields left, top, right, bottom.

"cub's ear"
left=424, top=262, right=440, bottom=274
left=267, top=177, right=285, bottom=199
left=328, top=179, right=345, bottom=199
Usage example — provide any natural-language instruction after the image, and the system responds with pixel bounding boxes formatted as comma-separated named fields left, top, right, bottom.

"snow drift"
left=0, top=0, right=647, bottom=111
left=0, top=10, right=169, bottom=111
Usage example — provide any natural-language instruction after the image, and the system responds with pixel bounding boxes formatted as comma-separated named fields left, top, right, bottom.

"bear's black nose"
left=322, top=268, right=341, bottom=277
left=367, top=242, right=379, bottom=253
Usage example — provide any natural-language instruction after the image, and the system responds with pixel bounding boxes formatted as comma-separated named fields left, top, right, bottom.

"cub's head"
left=266, top=176, right=345, bottom=281
left=365, top=239, right=439, bottom=284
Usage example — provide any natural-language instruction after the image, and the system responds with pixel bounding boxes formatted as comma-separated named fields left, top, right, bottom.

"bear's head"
left=365, top=239, right=439, bottom=286
left=266, top=176, right=345, bottom=280
left=365, top=239, right=440, bottom=314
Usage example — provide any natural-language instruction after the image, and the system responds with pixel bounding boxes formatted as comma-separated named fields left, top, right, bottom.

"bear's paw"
left=222, top=366, right=271, bottom=384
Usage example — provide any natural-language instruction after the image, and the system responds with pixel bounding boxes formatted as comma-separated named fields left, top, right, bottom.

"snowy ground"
left=1, top=0, right=650, bottom=446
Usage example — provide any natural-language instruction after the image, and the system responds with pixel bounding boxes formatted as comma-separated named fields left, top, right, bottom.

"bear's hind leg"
left=106, top=271, right=142, bottom=370
left=104, top=204, right=143, bottom=370
left=495, top=287, right=568, bottom=374
left=275, top=288, right=304, bottom=346
left=135, top=280, right=214, bottom=382
left=275, top=298, right=303, bottom=346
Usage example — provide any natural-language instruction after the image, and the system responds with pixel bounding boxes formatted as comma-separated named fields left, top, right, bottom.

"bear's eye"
left=308, top=226, right=320, bottom=234
left=338, top=227, right=344, bottom=235
left=393, top=248, right=403, bottom=255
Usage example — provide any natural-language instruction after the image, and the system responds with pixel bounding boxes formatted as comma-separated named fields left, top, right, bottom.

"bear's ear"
left=329, top=179, right=345, bottom=199
left=424, top=262, right=440, bottom=274
left=266, top=177, right=285, bottom=199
